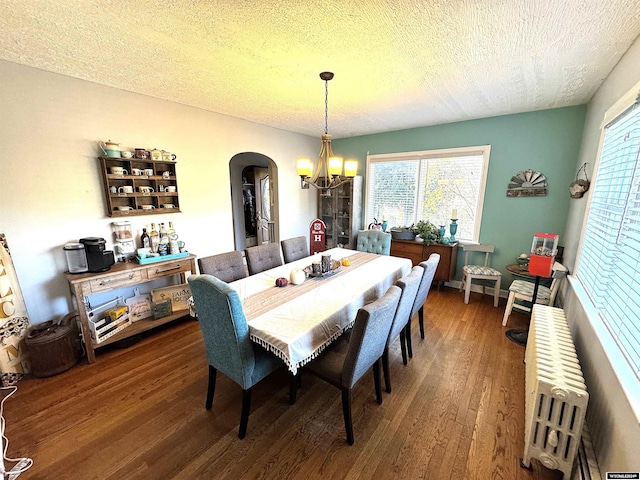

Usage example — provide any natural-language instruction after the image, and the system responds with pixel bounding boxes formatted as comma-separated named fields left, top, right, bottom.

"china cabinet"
left=99, top=157, right=181, bottom=217
left=317, top=176, right=362, bottom=249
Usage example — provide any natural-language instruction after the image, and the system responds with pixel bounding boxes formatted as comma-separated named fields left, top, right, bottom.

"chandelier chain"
left=324, top=79, right=329, bottom=135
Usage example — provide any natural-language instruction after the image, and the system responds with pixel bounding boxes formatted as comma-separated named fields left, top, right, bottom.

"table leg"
left=505, top=275, right=541, bottom=347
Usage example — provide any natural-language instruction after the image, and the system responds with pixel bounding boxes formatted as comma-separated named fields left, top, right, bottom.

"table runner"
left=230, top=248, right=412, bottom=374
left=241, top=251, right=376, bottom=320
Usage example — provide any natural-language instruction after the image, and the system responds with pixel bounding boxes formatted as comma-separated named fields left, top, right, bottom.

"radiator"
left=522, top=305, right=589, bottom=480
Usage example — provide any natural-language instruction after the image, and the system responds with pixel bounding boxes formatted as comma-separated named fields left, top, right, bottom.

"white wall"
left=562, top=37, right=640, bottom=471
left=0, top=60, right=319, bottom=325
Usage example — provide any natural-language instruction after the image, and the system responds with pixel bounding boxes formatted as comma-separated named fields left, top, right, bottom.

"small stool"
left=25, top=312, right=83, bottom=377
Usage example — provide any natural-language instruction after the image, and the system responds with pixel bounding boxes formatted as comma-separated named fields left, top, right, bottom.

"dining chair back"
left=245, top=242, right=284, bottom=275
left=502, top=263, right=568, bottom=326
left=197, top=250, right=247, bottom=283
left=382, top=265, right=424, bottom=393
left=411, top=253, right=440, bottom=342
left=304, top=285, right=401, bottom=444
left=459, top=244, right=502, bottom=307
left=280, top=236, right=309, bottom=263
left=187, top=274, right=283, bottom=438
left=356, top=230, right=392, bottom=255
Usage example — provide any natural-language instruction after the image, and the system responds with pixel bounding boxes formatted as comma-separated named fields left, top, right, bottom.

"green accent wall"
left=334, top=106, right=587, bottom=281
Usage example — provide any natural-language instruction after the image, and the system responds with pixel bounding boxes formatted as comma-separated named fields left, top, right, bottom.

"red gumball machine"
left=528, top=233, right=558, bottom=277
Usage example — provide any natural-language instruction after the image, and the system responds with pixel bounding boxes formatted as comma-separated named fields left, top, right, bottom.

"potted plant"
left=413, top=220, right=441, bottom=244
left=389, top=224, right=416, bottom=240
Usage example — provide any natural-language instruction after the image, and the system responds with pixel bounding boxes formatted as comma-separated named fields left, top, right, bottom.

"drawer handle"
left=155, top=264, right=182, bottom=274
left=99, top=273, right=135, bottom=286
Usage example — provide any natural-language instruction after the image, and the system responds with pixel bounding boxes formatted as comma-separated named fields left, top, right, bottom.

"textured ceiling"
left=1, top=0, right=639, bottom=138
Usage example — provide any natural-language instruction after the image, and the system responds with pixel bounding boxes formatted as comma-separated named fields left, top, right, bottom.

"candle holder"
left=449, top=219, right=458, bottom=242
left=439, top=225, right=446, bottom=240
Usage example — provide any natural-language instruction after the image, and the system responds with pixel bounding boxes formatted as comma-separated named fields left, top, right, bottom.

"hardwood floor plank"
left=4, top=288, right=563, bottom=479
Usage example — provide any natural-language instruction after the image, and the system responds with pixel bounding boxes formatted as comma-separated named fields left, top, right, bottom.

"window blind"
left=365, top=146, right=490, bottom=241
left=577, top=99, right=640, bottom=380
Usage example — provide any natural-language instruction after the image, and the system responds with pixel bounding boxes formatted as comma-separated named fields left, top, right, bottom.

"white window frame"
left=364, top=145, right=491, bottom=242
left=571, top=80, right=640, bottom=422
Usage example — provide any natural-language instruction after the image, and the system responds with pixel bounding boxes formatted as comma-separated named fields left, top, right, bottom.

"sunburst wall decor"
left=506, top=169, right=548, bottom=197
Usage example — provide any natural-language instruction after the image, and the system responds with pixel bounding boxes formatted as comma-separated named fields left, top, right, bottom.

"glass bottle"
left=167, top=221, right=179, bottom=254
left=168, top=221, right=177, bottom=239
left=149, top=223, right=159, bottom=254
left=140, top=227, right=150, bottom=249
left=158, top=223, right=168, bottom=256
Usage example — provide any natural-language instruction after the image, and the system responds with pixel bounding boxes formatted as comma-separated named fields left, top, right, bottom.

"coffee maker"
left=79, top=237, right=115, bottom=273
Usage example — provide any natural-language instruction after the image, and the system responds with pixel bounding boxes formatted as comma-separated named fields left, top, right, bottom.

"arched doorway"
left=229, top=152, right=279, bottom=251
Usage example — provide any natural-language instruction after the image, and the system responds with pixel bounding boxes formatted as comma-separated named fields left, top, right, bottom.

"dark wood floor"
left=5, top=287, right=562, bottom=479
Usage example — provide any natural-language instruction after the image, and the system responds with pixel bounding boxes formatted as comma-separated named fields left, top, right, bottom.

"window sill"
left=568, top=275, right=640, bottom=425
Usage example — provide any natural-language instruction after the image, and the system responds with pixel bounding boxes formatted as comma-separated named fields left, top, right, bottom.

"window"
left=575, top=91, right=640, bottom=385
left=365, top=146, right=490, bottom=242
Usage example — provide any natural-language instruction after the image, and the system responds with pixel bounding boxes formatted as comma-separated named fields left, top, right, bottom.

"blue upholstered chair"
left=280, top=236, right=309, bottom=263
left=356, top=230, right=392, bottom=255
left=408, top=254, right=440, bottom=355
left=382, top=265, right=423, bottom=393
left=187, top=274, right=284, bottom=439
left=304, top=285, right=401, bottom=444
left=198, top=250, right=247, bottom=283
left=245, top=242, right=284, bottom=275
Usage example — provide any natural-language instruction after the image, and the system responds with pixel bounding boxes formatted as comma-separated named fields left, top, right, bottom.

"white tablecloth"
left=230, top=248, right=412, bottom=374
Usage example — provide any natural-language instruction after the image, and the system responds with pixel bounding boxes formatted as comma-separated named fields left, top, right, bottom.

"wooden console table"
left=66, top=254, right=197, bottom=363
left=390, top=239, right=458, bottom=289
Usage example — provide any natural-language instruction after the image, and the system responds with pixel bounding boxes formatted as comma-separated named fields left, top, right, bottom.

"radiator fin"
left=522, top=305, right=589, bottom=480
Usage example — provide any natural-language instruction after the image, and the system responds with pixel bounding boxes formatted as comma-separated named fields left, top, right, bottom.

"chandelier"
left=297, top=72, right=357, bottom=193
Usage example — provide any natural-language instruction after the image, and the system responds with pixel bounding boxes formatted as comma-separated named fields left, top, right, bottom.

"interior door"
left=254, top=168, right=272, bottom=244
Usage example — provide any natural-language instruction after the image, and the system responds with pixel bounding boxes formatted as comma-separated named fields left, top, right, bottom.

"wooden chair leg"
left=399, top=330, right=408, bottom=365
left=206, top=365, right=217, bottom=410
left=373, top=359, right=382, bottom=404
left=494, top=277, right=501, bottom=307
left=238, top=388, right=252, bottom=439
left=289, top=373, right=300, bottom=405
left=341, top=388, right=354, bottom=445
left=418, top=306, right=425, bottom=339
left=382, top=348, right=391, bottom=393
left=464, top=277, right=472, bottom=304
left=406, top=320, right=413, bottom=357
left=502, top=291, right=515, bottom=326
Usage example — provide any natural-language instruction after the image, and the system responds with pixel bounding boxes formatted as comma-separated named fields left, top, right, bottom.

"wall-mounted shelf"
left=99, top=157, right=181, bottom=217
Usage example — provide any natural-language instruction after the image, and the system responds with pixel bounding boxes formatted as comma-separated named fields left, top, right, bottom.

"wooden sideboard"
left=390, top=239, right=458, bottom=289
left=66, top=254, right=196, bottom=363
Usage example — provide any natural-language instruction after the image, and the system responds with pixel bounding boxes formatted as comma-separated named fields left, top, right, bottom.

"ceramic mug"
left=116, top=206, right=133, bottom=211
left=165, top=186, right=176, bottom=193
left=131, top=168, right=143, bottom=176
left=109, top=186, right=117, bottom=194
left=144, top=168, right=154, bottom=176
left=138, top=186, right=154, bottom=193
left=161, top=204, right=175, bottom=209
left=161, top=171, right=171, bottom=179
left=121, top=151, right=133, bottom=159
left=140, top=205, right=155, bottom=210
left=162, top=152, right=177, bottom=162
left=118, top=186, right=133, bottom=194
left=110, top=166, right=128, bottom=175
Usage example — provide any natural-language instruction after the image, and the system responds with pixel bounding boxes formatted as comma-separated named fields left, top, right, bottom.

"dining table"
left=229, top=248, right=412, bottom=375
